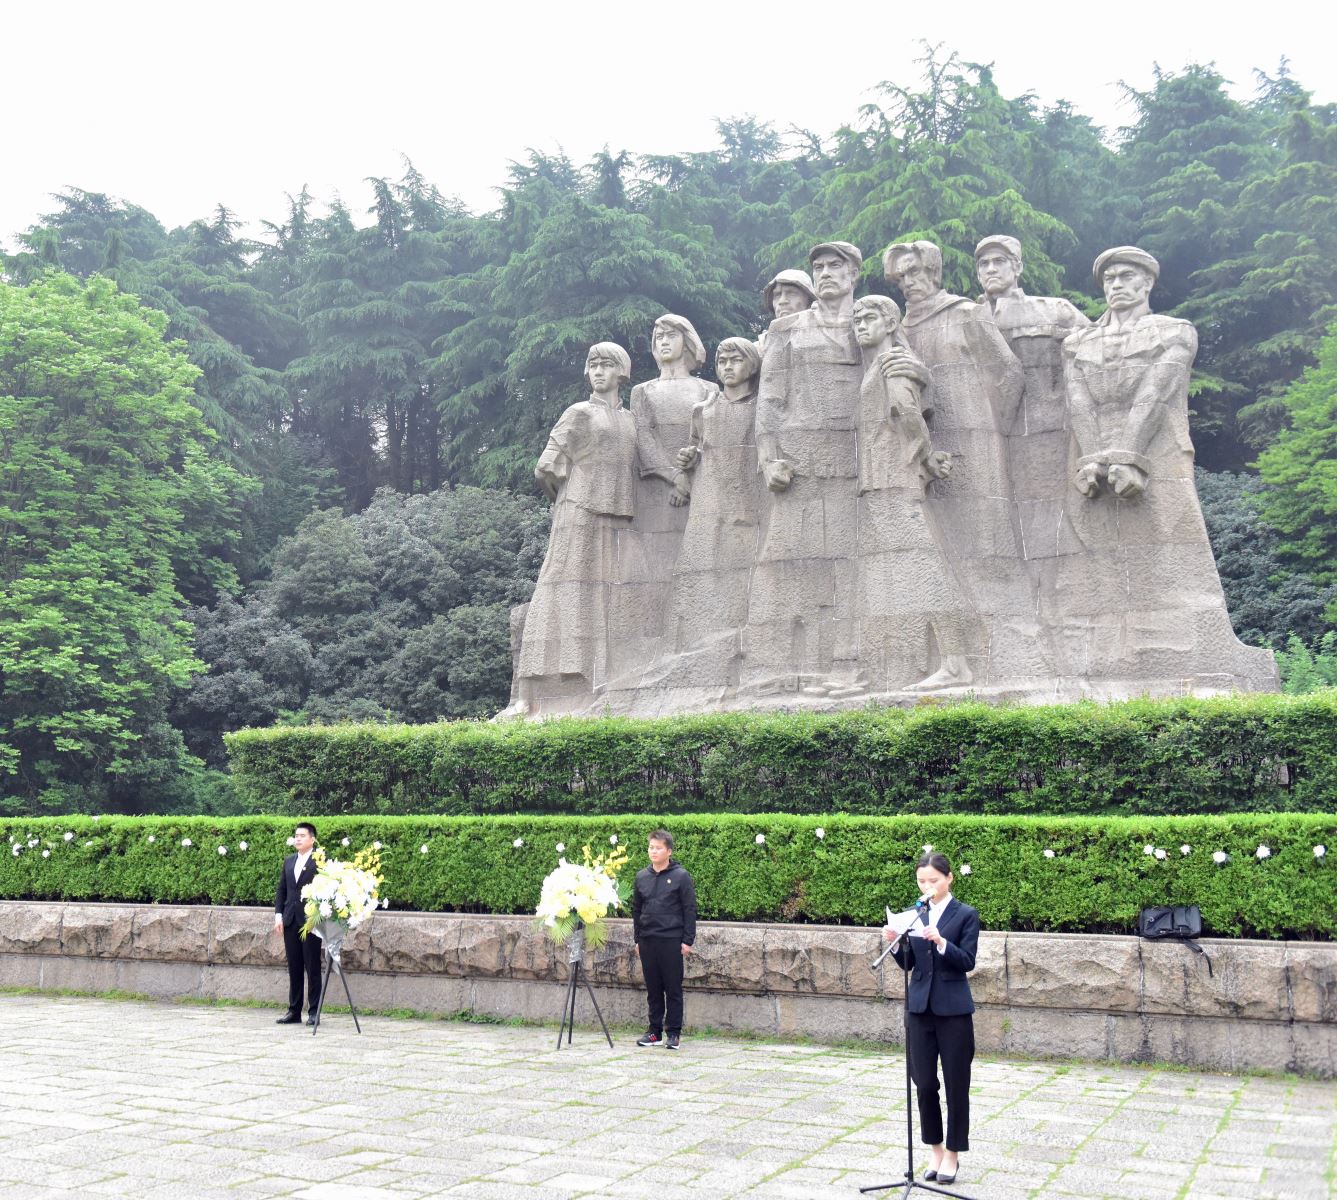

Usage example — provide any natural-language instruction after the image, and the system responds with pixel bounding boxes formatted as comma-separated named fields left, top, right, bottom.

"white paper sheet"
left=885, top=904, right=929, bottom=939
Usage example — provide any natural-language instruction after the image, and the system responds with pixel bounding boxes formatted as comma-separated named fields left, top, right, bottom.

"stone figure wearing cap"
left=851, top=295, right=979, bottom=692
left=503, top=342, right=647, bottom=716
left=1056, top=247, right=1277, bottom=688
left=881, top=240, right=1036, bottom=682
left=666, top=337, right=764, bottom=671
left=758, top=269, right=816, bottom=353
left=747, top=242, right=882, bottom=691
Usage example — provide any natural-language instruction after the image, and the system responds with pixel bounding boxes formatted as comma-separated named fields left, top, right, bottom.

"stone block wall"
left=1, top=902, right=1332, bottom=1077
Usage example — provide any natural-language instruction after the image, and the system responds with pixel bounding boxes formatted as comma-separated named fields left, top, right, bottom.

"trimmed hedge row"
left=224, top=692, right=1337, bottom=817
left=3, top=813, right=1332, bottom=939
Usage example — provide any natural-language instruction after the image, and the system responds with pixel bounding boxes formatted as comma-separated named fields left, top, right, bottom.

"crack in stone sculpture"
left=501, top=238, right=1278, bottom=719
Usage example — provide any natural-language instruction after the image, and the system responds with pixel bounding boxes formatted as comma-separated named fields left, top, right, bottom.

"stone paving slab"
left=0, top=995, right=1333, bottom=1199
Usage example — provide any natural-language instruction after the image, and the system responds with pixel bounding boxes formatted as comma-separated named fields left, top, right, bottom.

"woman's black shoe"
left=922, top=1168, right=937, bottom=1181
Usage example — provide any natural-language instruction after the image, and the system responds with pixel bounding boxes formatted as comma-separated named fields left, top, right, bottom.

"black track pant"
left=638, top=936, right=685, bottom=1035
left=283, top=921, right=323, bottom=1015
left=906, top=1010, right=974, bottom=1151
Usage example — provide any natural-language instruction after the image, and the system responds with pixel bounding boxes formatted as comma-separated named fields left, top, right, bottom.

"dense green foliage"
left=3, top=813, right=1331, bottom=938
left=0, top=275, right=247, bottom=812
left=3, top=51, right=1337, bottom=810
left=225, top=693, right=1337, bottom=818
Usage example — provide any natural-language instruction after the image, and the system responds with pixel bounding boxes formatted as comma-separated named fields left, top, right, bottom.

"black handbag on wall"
left=1137, top=905, right=1213, bottom=976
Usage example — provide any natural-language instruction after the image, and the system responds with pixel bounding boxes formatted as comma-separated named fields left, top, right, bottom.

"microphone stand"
left=862, top=901, right=973, bottom=1199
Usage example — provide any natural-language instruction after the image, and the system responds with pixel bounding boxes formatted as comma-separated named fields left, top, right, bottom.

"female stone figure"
left=629, top=315, right=720, bottom=641
left=853, top=295, right=977, bottom=692
left=506, top=343, right=644, bottom=716
left=670, top=337, right=763, bottom=654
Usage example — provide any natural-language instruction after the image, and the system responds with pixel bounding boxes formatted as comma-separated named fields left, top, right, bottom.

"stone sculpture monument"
left=501, top=233, right=1278, bottom=719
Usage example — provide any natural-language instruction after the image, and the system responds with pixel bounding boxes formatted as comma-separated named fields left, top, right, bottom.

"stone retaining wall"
left=2, top=901, right=1333, bottom=1076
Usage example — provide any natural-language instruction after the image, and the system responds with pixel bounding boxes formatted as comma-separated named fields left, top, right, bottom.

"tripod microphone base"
left=859, top=1171, right=973, bottom=1197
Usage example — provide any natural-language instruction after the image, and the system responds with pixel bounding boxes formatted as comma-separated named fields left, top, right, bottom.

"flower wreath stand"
left=555, top=918, right=614, bottom=1050
left=309, top=918, right=363, bottom=1036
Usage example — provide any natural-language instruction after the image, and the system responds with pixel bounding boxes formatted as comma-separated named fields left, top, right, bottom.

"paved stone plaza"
left=0, top=995, right=1332, bottom=1200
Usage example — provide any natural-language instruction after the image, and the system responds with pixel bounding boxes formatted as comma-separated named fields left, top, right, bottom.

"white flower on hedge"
left=1213, top=850, right=1229, bottom=865
left=555, top=842, right=565, bottom=853
left=513, top=838, right=524, bottom=849
left=147, top=835, right=156, bottom=844
left=84, top=840, right=93, bottom=847
left=1256, top=844, right=1271, bottom=860
left=753, top=833, right=766, bottom=845
left=42, top=850, right=50, bottom=859
left=815, top=828, right=825, bottom=840
left=1154, top=848, right=1167, bottom=860
left=238, top=841, right=248, bottom=851
left=1043, top=848, right=1055, bottom=859
left=381, top=897, right=388, bottom=908
left=181, top=838, right=193, bottom=848
left=372, top=841, right=382, bottom=850
left=922, top=843, right=933, bottom=854
left=1143, top=844, right=1155, bottom=856
left=217, top=846, right=227, bottom=856
left=63, top=832, right=74, bottom=842
left=960, top=864, right=972, bottom=875
left=1315, top=845, right=1327, bottom=859
left=342, top=837, right=351, bottom=847
left=286, top=836, right=295, bottom=847
left=27, top=838, right=37, bottom=848
left=419, top=844, right=429, bottom=854
left=10, top=847, right=18, bottom=857
left=1180, top=845, right=1192, bottom=856
left=609, top=835, right=618, bottom=846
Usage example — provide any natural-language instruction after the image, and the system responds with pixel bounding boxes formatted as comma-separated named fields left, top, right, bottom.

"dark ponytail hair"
left=916, top=851, right=952, bottom=875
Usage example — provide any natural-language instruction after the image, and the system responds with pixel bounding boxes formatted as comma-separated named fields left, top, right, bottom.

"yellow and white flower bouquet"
left=300, top=846, right=385, bottom=942
left=535, top=841, right=630, bottom=950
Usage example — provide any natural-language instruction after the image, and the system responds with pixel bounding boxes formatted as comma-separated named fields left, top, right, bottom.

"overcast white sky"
left=4, top=0, right=1334, bottom=250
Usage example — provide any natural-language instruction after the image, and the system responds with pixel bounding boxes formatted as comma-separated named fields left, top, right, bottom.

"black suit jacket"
left=891, top=898, right=980, bottom=1016
left=275, top=853, right=319, bottom=928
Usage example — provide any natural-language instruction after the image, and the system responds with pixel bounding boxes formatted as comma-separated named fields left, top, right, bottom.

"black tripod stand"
left=311, top=934, right=362, bottom=1036
left=556, top=932, right=613, bottom=1049
left=862, top=927, right=972, bottom=1198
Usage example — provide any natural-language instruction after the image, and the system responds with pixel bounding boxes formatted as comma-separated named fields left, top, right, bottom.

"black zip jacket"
left=631, top=859, right=697, bottom=945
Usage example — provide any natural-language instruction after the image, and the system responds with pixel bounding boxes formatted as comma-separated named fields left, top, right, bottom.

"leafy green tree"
left=0, top=273, right=247, bottom=812
left=1275, top=633, right=1337, bottom=693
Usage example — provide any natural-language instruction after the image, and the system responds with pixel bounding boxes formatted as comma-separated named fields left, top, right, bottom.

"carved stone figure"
left=621, top=315, right=720, bottom=660
left=1058, top=247, right=1277, bottom=689
left=504, top=343, right=645, bottom=716
left=758, top=269, right=816, bottom=353
left=666, top=337, right=763, bottom=668
left=746, top=242, right=866, bottom=691
left=852, top=296, right=978, bottom=692
left=881, top=239, right=1041, bottom=682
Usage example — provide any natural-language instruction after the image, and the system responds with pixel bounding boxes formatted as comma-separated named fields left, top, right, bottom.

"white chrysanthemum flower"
left=217, top=846, right=227, bottom=856
left=372, top=841, right=382, bottom=850
left=41, top=850, right=50, bottom=859
left=1256, top=844, right=1271, bottom=860
left=419, top=844, right=429, bottom=854
left=755, top=833, right=766, bottom=845
left=10, top=847, right=18, bottom=857
left=1213, top=850, right=1229, bottom=864
left=181, top=838, right=193, bottom=848
left=286, top=836, right=295, bottom=846
left=609, top=835, right=618, bottom=846
left=1180, top=845, right=1191, bottom=856
left=555, top=843, right=565, bottom=853
left=1043, top=848, right=1055, bottom=859
left=342, top=837, right=351, bottom=846
left=1315, top=845, right=1327, bottom=859
left=238, top=841, right=248, bottom=851
left=1154, top=848, right=1166, bottom=860
left=513, top=838, right=524, bottom=849
left=960, top=864, right=972, bottom=875
left=922, top=843, right=933, bottom=853
left=63, top=832, right=74, bottom=842
left=319, top=901, right=333, bottom=918
left=815, top=828, right=825, bottom=839
left=27, top=839, right=37, bottom=848
left=147, top=835, right=156, bottom=844
left=1143, top=844, right=1155, bottom=856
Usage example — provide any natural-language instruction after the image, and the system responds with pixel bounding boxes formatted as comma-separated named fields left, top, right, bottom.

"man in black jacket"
left=272, top=821, right=322, bottom=1025
left=631, top=829, right=696, bottom=1049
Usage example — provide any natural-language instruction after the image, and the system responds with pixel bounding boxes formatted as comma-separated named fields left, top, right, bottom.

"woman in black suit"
left=884, top=851, right=980, bottom=1184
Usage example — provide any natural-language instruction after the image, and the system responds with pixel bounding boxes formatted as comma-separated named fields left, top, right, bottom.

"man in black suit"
left=272, top=821, right=322, bottom=1025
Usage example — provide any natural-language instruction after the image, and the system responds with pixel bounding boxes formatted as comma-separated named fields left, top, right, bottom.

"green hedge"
left=3, top=813, right=1332, bottom=939
left=224, top=692, right=1337, bottom=817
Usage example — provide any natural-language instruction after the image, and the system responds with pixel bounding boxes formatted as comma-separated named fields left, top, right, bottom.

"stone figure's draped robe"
left=746, top=308, right=862, bottom=686
left=856, top=357, right=977, bottom=689
left=1059, top=311, right=1275, bottom=687
left=514, top=396, right=644, bottom=709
